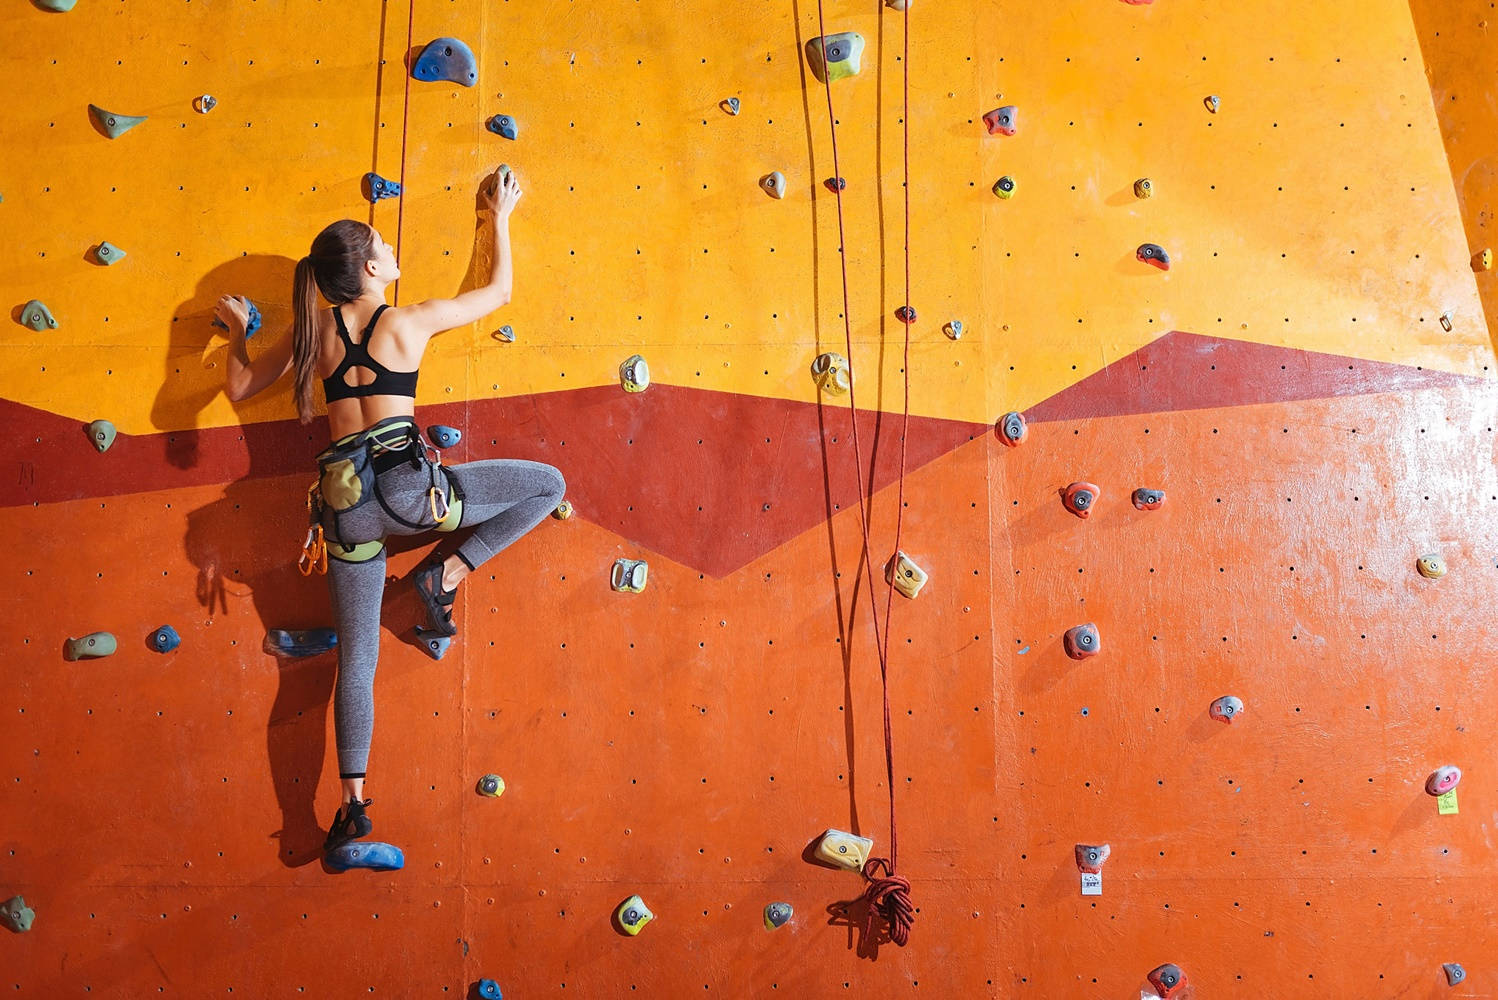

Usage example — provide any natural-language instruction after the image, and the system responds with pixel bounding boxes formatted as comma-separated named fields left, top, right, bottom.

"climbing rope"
left=391, top=0, right=417, bottom=306
left=812, top=0, right=915, bottom=945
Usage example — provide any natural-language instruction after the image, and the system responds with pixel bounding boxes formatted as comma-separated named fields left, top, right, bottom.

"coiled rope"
left=811, top=0, right=915, bottom=947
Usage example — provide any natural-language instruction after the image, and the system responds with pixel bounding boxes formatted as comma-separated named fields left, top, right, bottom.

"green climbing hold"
left=36, top=0, right=77, bottom=10
left=805, top=33, right=865, bottom=84
left=1, top=896, right=34, bottom=934
left=94, top=241, right=126, bottom=265
left=64, top=632, right=117, bottom=661
left=20, top=300, right=57, bottom=331
left=86, top=419, right=116, bottom=453
left=88, top=104, right=147, bottom=139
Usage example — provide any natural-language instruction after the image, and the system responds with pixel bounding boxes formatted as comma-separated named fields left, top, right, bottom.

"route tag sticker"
left=1080, top=872, right=1102, bottom=896
left=1438, top=789, right=1459, bottom=815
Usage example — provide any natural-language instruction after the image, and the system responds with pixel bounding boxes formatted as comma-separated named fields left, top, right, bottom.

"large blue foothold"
left=415, top=626, right=451, bottom=661
left=364, top=172, right=401, bottom=202
left=426, top=425, right=461, bottom=449
left=264, top=628, right=338, bottom=658
left=486, top=114, right=518, bottom=140
left=477, top=979, right=503, bottom=1000
left=150, top=625, right=181, bottom=653
left=211, top=298, right=262, bottom=338
left=412, top=37, right=478, bottom=87
left=324, top=841, right=404, bottom=872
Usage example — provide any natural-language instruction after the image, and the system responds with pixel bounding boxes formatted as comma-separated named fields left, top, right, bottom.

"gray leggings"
left=323, top=453, right=566, bottom=777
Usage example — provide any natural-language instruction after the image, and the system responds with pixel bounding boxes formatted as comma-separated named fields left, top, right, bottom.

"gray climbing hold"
left=94, top=241, right=126, bottom=265
left=997, top=411, right=1027, bottom=447
left=21, top=300, right=58, bottom=331
left=1204, top=95, right=1220, bottom=113
left=1132, top=488, right=1165, bottom=510
left=943, top=319, right=964, bottom=340
left=65, top=632, right=117, bottom=661
left=364, top=173, right=401, bottom=202
left=1074, top=844, right=1111, bottom=873
left=426, top=425, right=461, bottom=449
left=620, top=354, right=650, bottom=393
left=36, top=0, right=76, bottom=10
left=722, top=97, right=740, bottom=116
left=412, top=37, right=478, bottom=87
left=88, top=104, right=147, bottom=139
left=263, top=628, right=337, bottom=658
left=86, top=420, right=116, bottom=453
left=1063, top=622, right=1100, bottom=660
left=193, top=95, right=217, bottom=114
left=150, top=625, right=181, bottom=653
left=763, top=902, right=793, bottom=930
left=1443, top=963, right=1466, bottom=986
left=492, top=324, right=515, bottom=343
left=486, top=114, right=518, bottom=140
left=1137, top=243, right=1170, bottom=271
left=983, top=106, right=1018, bottom=136
left=415, top=626, right=451, bottom=660
left=477, top=773, right=505, bottom=797
left=0, top=896, right=34, bottom=933
left=1209, top=695, right=1243, bottom=724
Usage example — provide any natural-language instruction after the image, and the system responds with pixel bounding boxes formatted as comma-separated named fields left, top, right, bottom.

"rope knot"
left=860, top=857, right=914, bottom=947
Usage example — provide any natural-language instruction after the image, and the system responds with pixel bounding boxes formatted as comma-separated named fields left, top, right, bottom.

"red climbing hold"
left=1062, top=481, right=1100, bottom=518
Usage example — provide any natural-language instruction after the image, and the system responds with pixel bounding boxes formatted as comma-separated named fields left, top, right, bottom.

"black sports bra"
left=321, top=304, right=419, bottom=402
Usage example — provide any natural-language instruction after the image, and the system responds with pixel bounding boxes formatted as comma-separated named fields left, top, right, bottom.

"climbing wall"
left=2, top=0, right=1495, bottom=995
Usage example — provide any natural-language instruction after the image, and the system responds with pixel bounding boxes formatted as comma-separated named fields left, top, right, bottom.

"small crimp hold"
left=620, top=354, right=650, bottom=392
left=1204, top=95, right=1221, bottom=113
left=150, top=625, right=181, bottom=653
left=992, top=175, right=1017, bottom=199
left=805, top=32, right=865, bottom=84
left=493, top=324, right=515, bottom=343
left=477, top=773, right=505, bottom=798
left=885, top=0, right=909, bottom=9
left=763, top=902, right=793, bottom=930
left=88, top=104, right=147, bottom=139
left=412, top=37, right=478, bottom=86
left=1074, top=843, right=1110, bottom=873
left=824, top=176, right=846, bottom=193
left=415, top=626, right=451, bottom=661
left=64, top=632, right=117, bottom=661
left=886, top=550, right=929, bottom=599
left=1417, top=553, right=1447, bottom=579
left=87, top=419, right=117, bottom=453
left=478, top=979, right=503, bottom=1000
left=1132, top=488, right=1165, bottom=510
left=1426, top=765, right=1462, bottom=797
left=983, top=106, right=1017, bottom=136
left=486, top=114, right=518, bottom=140
left=761, top=171, right=787, bottom=199
left=1443, top=963, right=1467, bottom=986
left=1137, top=243, right=1170, bottom=271
left=721, top=97, right=740, bottom=116
left=324, top=841, right=405, bottom=872
left=810, top=352, right=851, bottom=395
left=263, top=628, right=338, bottom=658
left=997, top=411, right=1027, bottom=447
left=1148, top=963, right=1187, bottom=999
left=616, top=895, right=654, bottom=935
left=37, top=0, right=78, bottom=10
left=1134, top=178, right=1154, bottom=199
left=1473, top=249, right=1494, bottom=272
left=1209, top=695, right=1243, bottom=724
left=21, top=300, right=58, bottom=331
left=426, top=425, right=461, bottom=449
left=815, top=828, right=874, bottom=871
left=895, top=305, right=917, bottom=324
left=1, top=896, right=35, bottom=933
left=364, top=172, right=401, bottom=202
left=1440, top=312, right=1454, bottom=332
left=94, top=241, right=126, bottom=265
left=193, top=95, right=217, bottom=114
left=211, top=298, right=262, bottom=338
left=552, top=500, right=574, bottom=520
left=1062, top=481, right=1100, bottom=518
left=1063, top=623, right=1101, bottom=660
left=943, top=320, right=964, bottom=340
left=612, top=558, right=649, bottom=593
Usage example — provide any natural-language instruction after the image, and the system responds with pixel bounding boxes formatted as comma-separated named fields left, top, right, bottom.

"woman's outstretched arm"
left=218, top=294, right=294, bottom=401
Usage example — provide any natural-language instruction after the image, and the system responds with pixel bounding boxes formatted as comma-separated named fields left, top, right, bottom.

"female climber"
left=215, top=165, right=566, bottom=855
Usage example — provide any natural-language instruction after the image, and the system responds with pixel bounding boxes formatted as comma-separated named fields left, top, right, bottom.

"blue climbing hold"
left=486, top=114, right=518, bottom=140
left=415, top=627, right=451, bottom=661
left=210, top=298, right=262, bottom=338
left=426, top=425, right=461, bottom=449
left=412, top=37, right=478, bottom=87
left=88, top=104, right=147, bottom=139
left=263, top=628, right=338, bottom=658
left=364, top=173, right=401, bottom=202
left=150, top=625, right=181, bottom=653
left=477, top=979, right=503, bottom=1000
left=324, top=841, right=404, bottom=872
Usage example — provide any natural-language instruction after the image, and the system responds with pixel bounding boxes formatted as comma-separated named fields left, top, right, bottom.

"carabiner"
left=429, top=486, right=452, bottom=524
left=298, top=525, right=328, bottom=576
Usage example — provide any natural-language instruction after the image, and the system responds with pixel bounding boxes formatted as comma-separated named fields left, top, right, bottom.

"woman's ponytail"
left=292, top=256, right=321, bottom=425
left=292, top=220, right=377, bottom=424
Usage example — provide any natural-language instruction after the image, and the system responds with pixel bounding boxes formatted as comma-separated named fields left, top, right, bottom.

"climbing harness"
left=299, top=416, right=460, bottom=570
left=813, top=0, right=916, bottom=947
